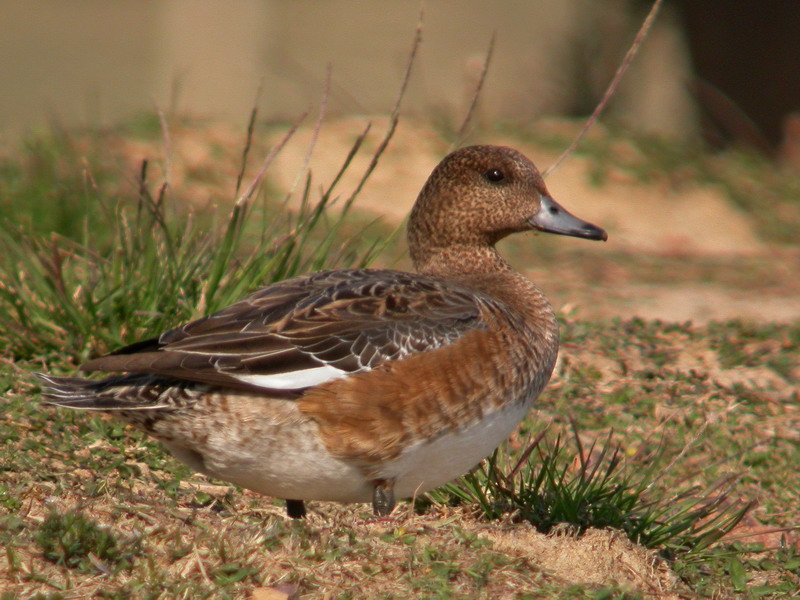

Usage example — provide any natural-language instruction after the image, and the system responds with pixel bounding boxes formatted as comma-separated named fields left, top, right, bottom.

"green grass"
left=0, top=125, right=116, bottom=240
left=1, top=116, right=800, bottom=598
left=35, top=509, right=140, bottom=573
left=0, top=119, right=395, bottom=363
left=424, top=428, right=752, bottom=557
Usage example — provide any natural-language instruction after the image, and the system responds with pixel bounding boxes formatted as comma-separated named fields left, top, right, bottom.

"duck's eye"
left=485, top=168, right=505, bottom=183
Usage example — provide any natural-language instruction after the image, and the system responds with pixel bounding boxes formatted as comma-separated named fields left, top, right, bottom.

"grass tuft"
left=0, top=119, right=395, bottom=363
left=425, top=425, right=753, bottom=558
left=35, top=509, right=138, bottom=573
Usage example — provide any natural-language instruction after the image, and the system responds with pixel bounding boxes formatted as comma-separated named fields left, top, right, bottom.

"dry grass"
left=3, top=307, right=800, bottom=598
left=0, top=451, right=680, bottom=599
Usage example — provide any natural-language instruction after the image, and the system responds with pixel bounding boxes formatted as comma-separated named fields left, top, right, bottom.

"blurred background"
left=1, top=0, right=799, bottom=156
left=1, top=0, right=799, bottom=324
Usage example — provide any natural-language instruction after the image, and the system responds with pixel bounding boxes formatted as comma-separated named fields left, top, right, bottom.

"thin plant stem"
left=543, top=0, right=665, bottom=178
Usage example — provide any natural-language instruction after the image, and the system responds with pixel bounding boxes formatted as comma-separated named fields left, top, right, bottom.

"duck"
left=38, top=145, right=607, bottom=519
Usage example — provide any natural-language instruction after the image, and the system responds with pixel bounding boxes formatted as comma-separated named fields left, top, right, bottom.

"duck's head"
left=408, top=145, right=606, bottom=273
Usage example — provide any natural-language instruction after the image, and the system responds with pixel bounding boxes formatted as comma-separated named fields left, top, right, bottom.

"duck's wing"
left=80, top=269, right=489, bottom=393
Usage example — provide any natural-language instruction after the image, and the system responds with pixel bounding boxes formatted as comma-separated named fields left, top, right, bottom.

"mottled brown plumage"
left=38, top=145, right=606, bottom=517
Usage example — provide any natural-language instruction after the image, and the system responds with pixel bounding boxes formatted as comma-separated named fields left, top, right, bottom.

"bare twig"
left=234, top=80, right=264, bottom=197
left=278, top=52, right=369, bottom=114
left=720, top=524, right=799, bottom=546
left=167, top=72, right=184, bottom=117
left=543, top=0, right=664, bottom=178
left=343, top=8, right=423, bottom=212
left=235, top=110, right=310, bottom=208
left=48, top=235, right=67, bottom=298
left=320, top=122, right=372, bottom=206
left=507, top=426, right=549, bottom=481
left=452, top=32, right=496, bottom=149
left=288, top=64, right=332, bottom=197
left=155, top=104, right=172, bottom=194
left=135, top=158, right=171, bottom=247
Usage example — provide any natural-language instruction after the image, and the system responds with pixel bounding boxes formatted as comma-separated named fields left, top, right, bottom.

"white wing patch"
left=232, top=364, right=349, bottom=390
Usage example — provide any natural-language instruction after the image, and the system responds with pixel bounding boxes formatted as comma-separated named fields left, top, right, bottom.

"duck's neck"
left=412, top=244, right=512, bottom=278
left=412, top=243, right=554, bottom=327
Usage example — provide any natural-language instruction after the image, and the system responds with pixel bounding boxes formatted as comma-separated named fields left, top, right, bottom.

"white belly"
left=386, top=399, right=531, bottom=498
left=161, top=394, right=532, bottom=505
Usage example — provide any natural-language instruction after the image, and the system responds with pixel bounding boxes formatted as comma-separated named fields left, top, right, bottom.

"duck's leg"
left=285, top=499, right=306, bottom=519
left=371, top=479, right=396, bottom=516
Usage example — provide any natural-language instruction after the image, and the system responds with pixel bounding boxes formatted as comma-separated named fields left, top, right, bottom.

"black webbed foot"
left=371, top=479, right=396, bottom=516
left=285, top=499, right=306, bottom=518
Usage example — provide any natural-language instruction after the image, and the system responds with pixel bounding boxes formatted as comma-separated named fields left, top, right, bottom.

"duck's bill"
left=530, top=196, right=608, bottom=241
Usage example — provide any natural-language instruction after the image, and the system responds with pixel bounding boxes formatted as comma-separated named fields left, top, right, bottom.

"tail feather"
left=35, top=373, right=176, bottom=411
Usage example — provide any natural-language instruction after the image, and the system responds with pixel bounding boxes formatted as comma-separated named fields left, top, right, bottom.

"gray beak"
left=530, top=195, right=607, bottom=241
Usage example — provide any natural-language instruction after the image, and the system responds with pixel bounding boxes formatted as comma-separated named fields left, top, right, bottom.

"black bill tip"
left=530, top=195, right=607, bottom=241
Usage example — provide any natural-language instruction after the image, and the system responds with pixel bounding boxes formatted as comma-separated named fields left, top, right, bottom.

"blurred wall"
left=674, top=0, right=800, bottom=152
left=0, top=0, right=697, bottom=140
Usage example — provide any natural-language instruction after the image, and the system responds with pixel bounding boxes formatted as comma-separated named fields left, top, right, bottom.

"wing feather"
left=81, top=269, right=491, bottom=392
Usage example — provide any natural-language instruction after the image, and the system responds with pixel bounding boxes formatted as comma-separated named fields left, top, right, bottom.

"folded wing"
left=81, top=269, right=489, bottom=394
